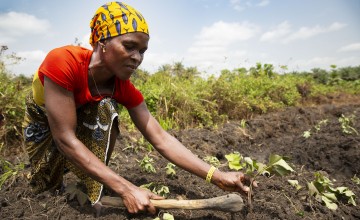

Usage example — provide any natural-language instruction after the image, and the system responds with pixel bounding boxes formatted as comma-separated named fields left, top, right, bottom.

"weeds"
left=338, top=114, right=358, bottom=135
left=0, top=159, right=24, bottom=189
left=303, top=119, right=328, bottom=138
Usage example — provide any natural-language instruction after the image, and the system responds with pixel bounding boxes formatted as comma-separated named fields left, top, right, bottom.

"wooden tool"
left=100, top=193, right=244, bottom=213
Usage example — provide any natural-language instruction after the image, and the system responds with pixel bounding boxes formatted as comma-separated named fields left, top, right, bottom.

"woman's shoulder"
left=48, top=45, right=92, bottom=58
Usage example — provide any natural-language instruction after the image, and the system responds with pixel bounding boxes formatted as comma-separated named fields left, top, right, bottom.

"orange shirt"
left=32, top=45, right=143, bottom=109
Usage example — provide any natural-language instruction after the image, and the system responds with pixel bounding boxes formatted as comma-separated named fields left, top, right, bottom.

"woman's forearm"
left=153, top=133, right=213, bottom=180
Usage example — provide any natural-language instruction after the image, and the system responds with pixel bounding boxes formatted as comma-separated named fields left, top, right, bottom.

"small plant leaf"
left=322, top=192, right=337, bottom=201
left=321, top=196, right=338, bottom=210
left=303, top=130, right=311, bottom=138
left=244, top=157, right=256, bottom=174
left=225, top=152, right=244, bottom=171
left=163, top=213, right=175, bottom=220
left=256, top=162, right=270, bottom=176
left=268, top=154, right=294, bottom=176
left=334, top=186, right=356, bottom=206
left=204, top=156, right=220, bottom=167
left=307, top=182, right=320, bottom=197
left=351, top=175, right=360, bottom=185
left=165, top=163, right=176, bottom=177
left=288, top=179, right=302, bottom=190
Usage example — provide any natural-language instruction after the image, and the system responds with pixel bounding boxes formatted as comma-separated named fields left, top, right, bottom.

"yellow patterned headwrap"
left=89, top=1, right=149, bottom=46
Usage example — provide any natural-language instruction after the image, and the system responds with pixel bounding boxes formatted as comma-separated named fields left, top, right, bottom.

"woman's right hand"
left=121, top=186, right=164, bottom=214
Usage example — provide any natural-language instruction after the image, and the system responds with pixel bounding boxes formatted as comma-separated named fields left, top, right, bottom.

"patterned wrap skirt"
left=23, top=92, right=119, bottom=204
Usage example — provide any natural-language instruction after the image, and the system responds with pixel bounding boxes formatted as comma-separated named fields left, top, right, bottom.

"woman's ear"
left=99, top=40, right=107, bottom=53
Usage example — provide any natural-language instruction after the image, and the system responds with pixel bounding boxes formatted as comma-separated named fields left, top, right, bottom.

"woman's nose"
left=130, top=50, right=141, bottom=62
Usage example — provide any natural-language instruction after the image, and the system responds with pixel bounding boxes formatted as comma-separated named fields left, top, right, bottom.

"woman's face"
left=103, top=32, right=149, bottom=80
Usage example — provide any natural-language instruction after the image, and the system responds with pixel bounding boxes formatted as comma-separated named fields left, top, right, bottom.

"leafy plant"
left=224, top=152, right=244, bottom=171
left=141, top=182, right=170, bottom=197
left=240, top=119, right=247, bottom=129
left=225, top=152, right=294, bottom=176
left=303, top=130, right=311, bottom=139
left=288, top=179, right=303, bottom=191
left=338, top=114, right=358, bottom=135
left=138, top=155, right=156, bottom=173
left=138, top=137, right=154, bottom=152
left=165, top=163, right=176, bottom=177
left=124, top=137, right=153, bottom=153
left=314, top=119, right=328, bottom=132
left=307, top=172, right=356, bottom=210
left=351, top=175, right=360, bottom=185
left=303, top=119, right=328, bottom=139
left=225, top=152, right=294, bottom=211
left=153, top=212, right=174, bottom=220
left=203, top=156, right=220, bottom=168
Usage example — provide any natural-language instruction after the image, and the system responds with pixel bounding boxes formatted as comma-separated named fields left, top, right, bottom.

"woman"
left=23, top=1, right=256, bottom=214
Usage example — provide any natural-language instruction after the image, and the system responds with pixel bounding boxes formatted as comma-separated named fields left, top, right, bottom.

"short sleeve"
left=38, top=47, right=79, bottom=91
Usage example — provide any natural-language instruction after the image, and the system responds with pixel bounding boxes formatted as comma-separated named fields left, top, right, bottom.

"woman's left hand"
left=212, top=171, right=257, bottom=195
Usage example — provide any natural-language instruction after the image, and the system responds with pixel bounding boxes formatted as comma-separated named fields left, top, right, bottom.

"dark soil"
left=1, top=96, right=360, bottom=219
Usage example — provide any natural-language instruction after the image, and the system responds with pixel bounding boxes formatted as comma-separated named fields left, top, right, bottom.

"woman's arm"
left=128, top=101, right=254, bottom=194
left=44, top=76, right=161, bottom=213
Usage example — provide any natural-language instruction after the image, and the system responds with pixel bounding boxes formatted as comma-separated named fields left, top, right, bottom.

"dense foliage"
left=0, top=49, right=359, bottom=153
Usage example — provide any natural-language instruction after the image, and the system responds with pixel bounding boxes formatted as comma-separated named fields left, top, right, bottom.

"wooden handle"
left=100, top=193, right=244, bottom=213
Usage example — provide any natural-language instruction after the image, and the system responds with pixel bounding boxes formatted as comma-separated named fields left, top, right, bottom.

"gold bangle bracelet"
left=205, top=166, right=216, bottom=183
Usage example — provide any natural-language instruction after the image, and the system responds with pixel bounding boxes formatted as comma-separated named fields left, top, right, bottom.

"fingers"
left=125, top=192, right=161, bottom=215
left=237, top=173, right=250, bottom=192
left=147, top=203, right=157, bottom=215
left=150, top=193, right=165, bottom=200
left=146, top=193, right=163, bottom=214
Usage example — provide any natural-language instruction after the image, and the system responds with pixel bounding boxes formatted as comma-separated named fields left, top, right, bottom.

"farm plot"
left=1, top=102, right=359, bottom=220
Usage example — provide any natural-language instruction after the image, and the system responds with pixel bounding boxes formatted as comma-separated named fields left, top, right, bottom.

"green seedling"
left=137, top=155, right=156, bottom=173
left=165, top=163, right=176, bottom=177
left=351, top=174, right=360, bottom=185
left=314, top=119, right=328, bottom=132
left=138, top=137, right=154, bottom=152
left=303, top=119, right=328, bottom=139
left=0, top=159, right=24, bottom=189
left=224, top=152, right=245, bottom=171
left=154, top=212, right=174, bottom=220
left=307, top=172, right=356, bottom=210
left=141, top=182, right=170, bottom=197
left=288, top=179, right=303, bottom=191
left=240, top=119, right=247, bottom=129
left=303, top=130, right=311, bottom=138
left=338, top=114, right=358, bottom=135
left=204, top=156, right=220, bottom=168
left=225, top=152, right=294, bottom=212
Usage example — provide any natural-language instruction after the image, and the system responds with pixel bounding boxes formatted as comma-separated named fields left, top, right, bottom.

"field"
left=1, top=94, right=359, bottom=220
left=1, top=61, right=360, bottom=219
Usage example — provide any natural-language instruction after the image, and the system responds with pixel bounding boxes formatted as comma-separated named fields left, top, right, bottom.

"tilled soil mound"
left=1, top=101, right=359, bottom=219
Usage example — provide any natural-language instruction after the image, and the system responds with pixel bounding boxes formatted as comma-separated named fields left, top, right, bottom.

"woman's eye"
left=124, top=45, right=135, bottom=51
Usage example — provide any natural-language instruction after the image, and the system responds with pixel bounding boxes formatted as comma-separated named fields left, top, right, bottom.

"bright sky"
left=1, top=0, right=360, bottom=77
